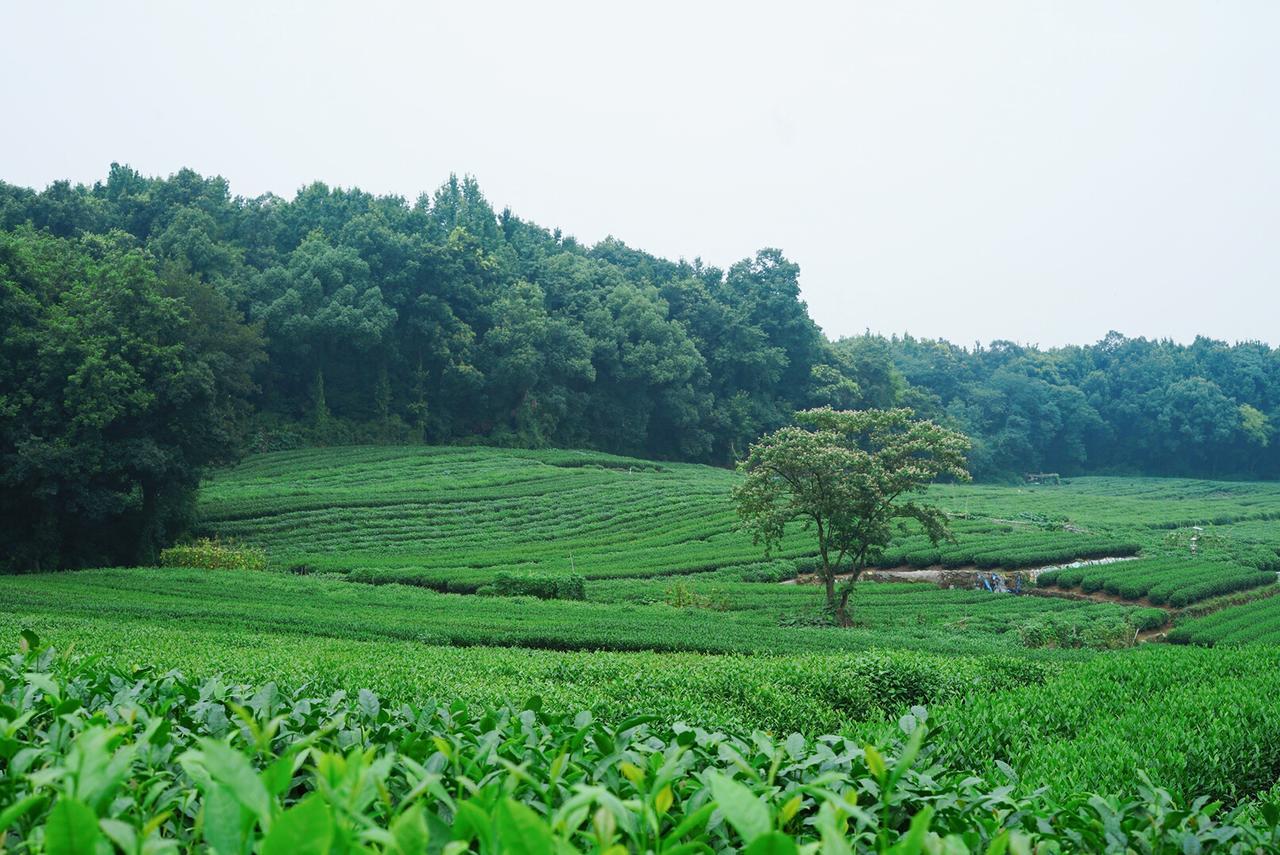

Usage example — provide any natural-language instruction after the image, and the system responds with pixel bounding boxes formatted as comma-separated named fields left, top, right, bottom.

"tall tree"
left=734, top=408, right=970, bottom=626
left=0, top=228, right=262, bottom=570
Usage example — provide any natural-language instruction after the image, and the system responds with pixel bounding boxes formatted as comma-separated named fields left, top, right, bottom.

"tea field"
left=196, top=446, right=1152, bottom=588
left=5, top=445, right=1280, bottom=850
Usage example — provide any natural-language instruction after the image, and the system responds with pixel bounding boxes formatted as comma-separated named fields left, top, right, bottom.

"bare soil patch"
left=782, top=555, right=1139, bottom=588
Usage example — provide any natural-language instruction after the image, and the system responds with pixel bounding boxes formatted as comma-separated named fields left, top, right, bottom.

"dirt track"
left=781, top=555, right=1139, bottom=587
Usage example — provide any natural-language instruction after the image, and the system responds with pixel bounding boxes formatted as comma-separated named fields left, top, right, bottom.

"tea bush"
left=195, top=448, right=1170, bottom=588
left=1169, top=593, right=1280, bottom=645
left=923, top=644, right=1280, bottom=803
left=1038, top=554, right=1275, bottom=606
left=0, top=568, right=1152, bottom=660
left=2, top=638, right=1278, bottom=853
left=480, top=570, right=587, bottom=600
left=158, top=537, right=268, bottom=571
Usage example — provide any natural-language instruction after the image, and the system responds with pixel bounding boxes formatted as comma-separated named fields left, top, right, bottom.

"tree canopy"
left=734, top=408, right=970, bottom=625
left=2, top=164, right=1279, bottom=570
left=0, top=227, right=261, bottom=570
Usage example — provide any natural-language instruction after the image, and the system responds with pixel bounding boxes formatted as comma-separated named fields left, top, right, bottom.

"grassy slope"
left=0, top=567, right=1128, bottom=656
left=196, top=447, right=1276, bottom=588
left=197, top=446, right=794, bottom=587
left=7, top=446, right=1280, bottom=804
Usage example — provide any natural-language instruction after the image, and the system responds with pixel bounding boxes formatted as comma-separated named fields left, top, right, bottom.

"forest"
left=3, top=164, right=1279, bottom=570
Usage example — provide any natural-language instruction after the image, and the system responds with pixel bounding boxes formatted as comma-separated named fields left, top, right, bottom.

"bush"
left=8, top=640, right=1279, bottom=852
left=739, top=559, right=800, bottom=582
left=158, top=537, right=267, bottom=571
left=1129, top=608, right=1169, bottom=631
left=664, top=580, right=731, bottom=610
left=487, top=570, right=586, bottom=601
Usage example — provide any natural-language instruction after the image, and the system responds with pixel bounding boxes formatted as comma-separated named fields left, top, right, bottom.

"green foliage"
left=735, top=408, right=970, bottom=622
left=0, top=227, right=262, bottom=571
left=0, top=611, right=1065, bottom=735
left=1038, top=554, right=1276, bottom=606
left=926, top=644, right=1280, bottom=804
left=8, top=167, right=1280, bottom=486
left=199, top=447, right=1154, bottom=591
left=737, top=558, right=804, bottom=582
left=884, top=333, right=1280, bottom=480
left=1168, top=591, right=1280, bottom=645
left=2, top=640, right=1278, bottom=852
left=662, top=580, right=730, bottom=610
left=201, top=446, right=803, bottom=589
left=1015, top=611, right=1160, bottom=650
left=483, top=570, right=586, bottom=600
left=876, top=530, right=1140, bottom=570
left=0, top=567, right=1137, bottom=664
left=158, top=537, right=268, bottom=571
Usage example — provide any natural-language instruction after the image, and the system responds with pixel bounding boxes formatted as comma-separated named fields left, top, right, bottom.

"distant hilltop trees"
left=3, top=164, right=1280, bottom=567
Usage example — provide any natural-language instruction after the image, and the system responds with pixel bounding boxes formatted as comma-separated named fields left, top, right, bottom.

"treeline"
left=2, top=164, right=1279, bottom=569
left=0, top=165, right=854, bottom=569
left=878, top=333, right=1280, bottom=480
left=2, top=166, right=848, bottom=463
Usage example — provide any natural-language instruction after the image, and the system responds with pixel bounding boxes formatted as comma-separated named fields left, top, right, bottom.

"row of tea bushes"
left=3, top=638, right=1278, bottom=853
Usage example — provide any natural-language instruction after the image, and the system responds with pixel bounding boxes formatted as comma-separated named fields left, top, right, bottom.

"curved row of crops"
left=1037, top=555, right=1276, bottom=606
left=926, top=476, right=1280, bottom=531
left=0, top=568, right=1147, bottom=663
left=198, top=448, right=1151, bottom=588
left=1168, top=593, right=1280, bottom=646
left=875, top=529, right=1140, bottom=570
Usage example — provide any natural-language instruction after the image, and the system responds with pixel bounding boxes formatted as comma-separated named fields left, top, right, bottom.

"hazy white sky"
left=3, top=1, right=1278, bottom=347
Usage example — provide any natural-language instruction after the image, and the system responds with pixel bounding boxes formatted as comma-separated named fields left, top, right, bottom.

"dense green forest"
left=3, top=164, right=1279, bottom=569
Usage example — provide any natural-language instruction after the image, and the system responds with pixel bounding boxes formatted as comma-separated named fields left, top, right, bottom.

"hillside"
left=6, top=445, right=1280, bottom=848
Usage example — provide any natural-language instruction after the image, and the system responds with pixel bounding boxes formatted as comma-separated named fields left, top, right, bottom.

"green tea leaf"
left=389, top=806, right=430, bottom=855
left=886, top=806, right=933, bottom=855
left=18, top=629, right=39, bottom=653
left=0, top=794, right=45, bottom=834
left=201, top=784, right=247, bottom=855
left=193, top=740, right=272, bottom=825
left=99, top=818, right=138, bottom=855
left=708, top=771, right=771, bottom=842
left=743, top=831, right=799, bottom=854
left=260, top=795, right=332, bottom=855
left=44, top=798, right=101, bottom=855
left=495, top=799, right=555, bottom=855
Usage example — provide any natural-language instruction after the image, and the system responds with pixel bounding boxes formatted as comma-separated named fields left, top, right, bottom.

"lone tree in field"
left=734, top=408, right=971, bottom=626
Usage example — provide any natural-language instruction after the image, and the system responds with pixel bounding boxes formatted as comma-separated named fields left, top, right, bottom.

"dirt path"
left=781, top=555, right=1139, bottom=587
left=1025, top=586, right=1176, bottom=612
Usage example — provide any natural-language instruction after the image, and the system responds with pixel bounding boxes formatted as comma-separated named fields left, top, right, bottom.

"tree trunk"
left=836, top=582, right=854, bottom=627
left=823, top=560, right=836, bottom=613
left=835, top=567, right=862, bottom=627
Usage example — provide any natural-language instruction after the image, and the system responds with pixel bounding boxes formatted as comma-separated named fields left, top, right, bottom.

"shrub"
left=8, top=640, right=1279, bottom=852
left=1016, top=614, right=1151, bottom=650
left=1129, top=608, right=1169, bottom=631
left=487, top=570, right=586, bottom=601
left=159, top=537, right=267, bottom=571
left=664, top=580, right=731, bottom=610
left=739, top=559, right=801, bottom=582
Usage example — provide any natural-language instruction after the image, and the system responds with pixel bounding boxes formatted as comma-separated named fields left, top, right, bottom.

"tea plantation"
left=4, top=446, right=1280, bottom=851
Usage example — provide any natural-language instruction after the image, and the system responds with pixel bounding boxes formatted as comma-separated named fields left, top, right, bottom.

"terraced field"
left=0, top=567, right=1141, bottom=657
left=193, top=447, right=1280, bottom=653
left=8, top=445, right=1280, bottom=849
left=199, top=447, right=1162, bottom=588
left=1036, top=554, right=1276, bottom=606
left=1169, top=592, right=1280, bottom=645
left=199, top=446, right=786, bottom=588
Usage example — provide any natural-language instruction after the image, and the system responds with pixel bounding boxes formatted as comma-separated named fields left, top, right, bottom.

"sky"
left=3, top=0, right=1278, bottom=348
